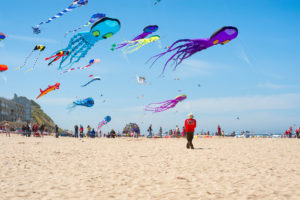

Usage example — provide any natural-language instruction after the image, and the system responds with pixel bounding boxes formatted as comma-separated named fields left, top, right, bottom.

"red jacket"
left=185, top=119, right=197, bottom=132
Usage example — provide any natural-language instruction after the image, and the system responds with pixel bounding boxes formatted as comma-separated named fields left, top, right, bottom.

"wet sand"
left=0, top=134, right=299, bottom=200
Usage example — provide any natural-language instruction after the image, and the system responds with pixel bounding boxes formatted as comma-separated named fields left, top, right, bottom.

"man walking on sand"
left=185, top=113, right=196, bottom=149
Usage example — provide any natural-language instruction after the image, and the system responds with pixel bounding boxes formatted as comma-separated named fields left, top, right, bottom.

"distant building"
left=12, top=94, right=32, bottom=122
left=0, top=97, right=25, bottom=121
left=0, top=94, right=32, bottom=122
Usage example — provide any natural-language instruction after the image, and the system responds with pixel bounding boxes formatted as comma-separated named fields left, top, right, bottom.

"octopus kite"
left=52, top=17, right=120, bottom=70
left=61, top=58, right=100, bottom=74
left=149, top=26, right=238, bottom=74
left=111, top=25, right=158, bottom=51
left=123, top=35, right=160, bottom=54
left=145, top=95, right=187, bottom=113
left=33, top=0, right=88, bottom=34
left=97, top=116, right=111, bottom=131
left=36, top=82, right=60, bottom=99
left=17, top=45, right=46, bottom=72
left=65, top=13, right=106, bottom=37
left=70, top=97, right=94, bottom=109
left=45, top=51, right=70, bottom=66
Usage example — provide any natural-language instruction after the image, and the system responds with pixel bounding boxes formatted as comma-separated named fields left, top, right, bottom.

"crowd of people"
left=1, top=114, right=300, bottom=150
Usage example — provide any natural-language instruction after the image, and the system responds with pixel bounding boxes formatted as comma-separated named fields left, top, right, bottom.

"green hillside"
left=31, top=100, right=59, bottom=132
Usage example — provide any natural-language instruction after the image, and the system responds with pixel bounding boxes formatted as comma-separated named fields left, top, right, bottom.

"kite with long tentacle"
left=145, top=95, right=187, bottom=113
left=61, top=58, right=100, bottom=74
left=65, top=13, right=106, bottom=37
left=123, top=35, right=160, bottom=54
left=111, top=25, right=158, bottom=51
left=16, top=45, right=46, bottom=72
left=33, top=0, right=88, bottom=34
left=97, top=116, right=111, bottom=132
left=69, top=97, right=94, bottom=110
left=36, top=82, right=60, bottom=99
left=52, top=17, right=120, bottom=70
left=45, top=51, right=70, bottom=66
left=149, top=26, right=238, bottom=74
left=81, top=76, right=101, bottom=87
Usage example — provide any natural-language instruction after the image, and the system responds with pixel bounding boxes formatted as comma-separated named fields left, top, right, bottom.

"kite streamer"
left=111, top=25, right=158, bottom=51
left=61, top=58, right=100, bottom=74
left=122, top=35, right=160, bottom=54
left=33, top=0, right=88, bottom=34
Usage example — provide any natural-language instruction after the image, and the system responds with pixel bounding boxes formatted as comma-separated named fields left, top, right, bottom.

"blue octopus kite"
left=52, top=17, right=121, bottom=70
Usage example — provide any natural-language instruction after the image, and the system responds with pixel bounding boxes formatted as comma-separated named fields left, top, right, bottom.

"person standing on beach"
left=110, top=129, right=116, bottom=138
left=147, top=124, right=153, bottom=138
left=87, top=125, right=91, bottom=137
left=185, top=113, right=197, bottom=149
left=5, top=122, right=10, bottom=137
left=175, top=125, right=180, bottom=137
left=55, top=125, right=59, bottom=138
left=159, top=127, right=163, bottom=137
left=74, top=125, right=79, bottom=138
left=39, top=124, right=45, bottom=137
left=79, top=125, right=84, bottom=138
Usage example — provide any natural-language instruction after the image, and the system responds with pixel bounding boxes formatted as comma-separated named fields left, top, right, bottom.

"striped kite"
left=33, top=0, right=88, bottom=34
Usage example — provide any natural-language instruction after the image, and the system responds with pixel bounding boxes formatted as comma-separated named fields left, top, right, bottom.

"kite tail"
left=35, top=4, right=77, bottom=28
left=16, top=50, right=33, bottom=70
left=27, top=51, right=42, bottom=72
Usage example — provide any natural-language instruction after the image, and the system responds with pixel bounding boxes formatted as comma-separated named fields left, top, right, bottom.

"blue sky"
left=1, top=0, right=300, bottom=134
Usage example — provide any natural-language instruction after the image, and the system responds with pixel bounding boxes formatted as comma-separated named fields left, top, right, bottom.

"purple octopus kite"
left=145, top=95, right=187, bottom=113
left=111, top=25, right=158, bottom=50
left=149, top=26, right=238, bottom=74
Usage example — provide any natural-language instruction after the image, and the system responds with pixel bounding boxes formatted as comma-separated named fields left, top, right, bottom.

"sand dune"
left=0, top=134, right=299, bottom=200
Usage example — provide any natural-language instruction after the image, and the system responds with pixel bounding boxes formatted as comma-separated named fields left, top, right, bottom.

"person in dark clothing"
left=184, top=113, right=197, bottom=149
left=55, top=125, right=59, bottom=138
left=26, top=124, right=31, bottom=137
left=21, top=125, right=26, bottom=136
left=159, top=127, right=163, bottom=137
left=90, top=128, right=96, bottom=138
left=147, top=124, right=152, bottom=138
left=74, top=125, right=79, bottom=138
left=39, top=124, right=45, bottom=137
left=79, top=125, right=84, bottom=138
left=110, top=129, right=116, bottom=138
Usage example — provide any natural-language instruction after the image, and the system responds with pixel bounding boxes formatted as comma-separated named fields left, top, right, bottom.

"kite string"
left=18, top=50, right=33, bottom=69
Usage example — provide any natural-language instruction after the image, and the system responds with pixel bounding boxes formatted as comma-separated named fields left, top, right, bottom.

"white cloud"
left=37, top=97, right=74, bottom=106
left=177, top=93, right=300, bottom=114
left=257, top=82, right=288, bottom=89
left=1, top=74, right=7, bottom=83
left=239, top=48, right=251, bottom=65
left=8, top=35, right=58, bottom=44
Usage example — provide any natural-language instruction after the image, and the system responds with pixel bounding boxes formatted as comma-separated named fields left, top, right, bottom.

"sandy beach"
left=0, top=134, right=299, bottom=200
